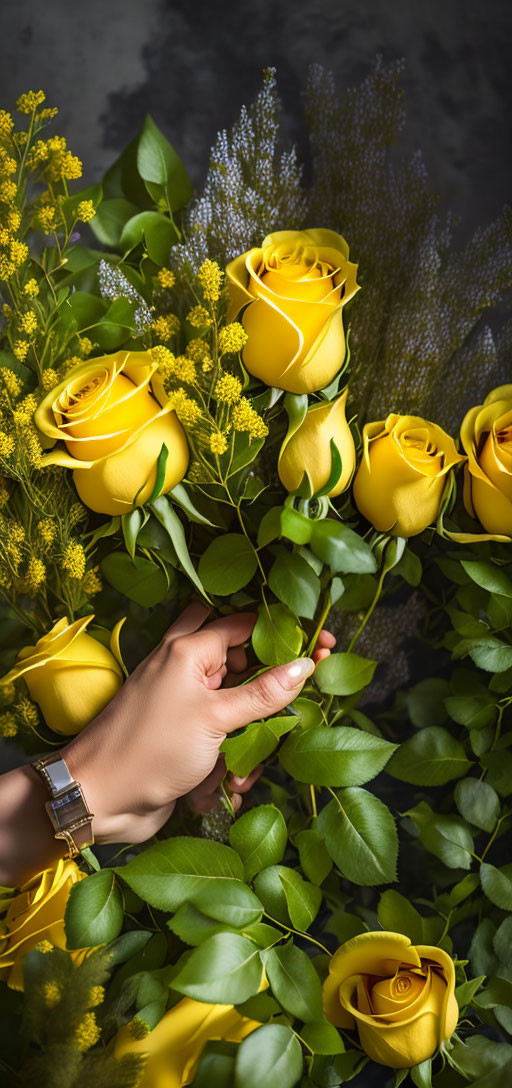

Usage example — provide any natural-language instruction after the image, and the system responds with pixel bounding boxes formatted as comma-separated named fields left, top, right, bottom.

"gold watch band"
left=31, top=753, right=95, bottom=860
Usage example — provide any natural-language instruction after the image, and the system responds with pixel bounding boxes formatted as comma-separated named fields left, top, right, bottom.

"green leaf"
left=300, top=1020, right=345, bottom=1056
left=377, top=890, right=425, bottom=944
left=278, top=868, right=322, bottom=930
left=101, top=551, right=169, bottom=606
left=192, top=882, right=263, bottom=928
left=466, top=637, right=512, bottom=673
left=408, top=803, right=474, bottom=870
left=94, top=297, right=137, bottom=350
left=445, top=691, right=497, bottom=731
left=192, top=1054, right=236, bottom=1088
left=291, top=697, right=324, bottom=730
left=494, top=917, right=512, bottom=970
left=310, top=521, right=377, bottom=574
left=199, top=533, right=258, bottom=595
left=334, top=572, right=377, bottom=611
left=253, top=866, right=321, bottom=930
left=314, top=652, right=376, bottom=696
left=120, top=210, right=178, bottom=264
left=262, top=943, right=323, bottom=1022
left=268, top=551, right=321, bottom=620
left=170, top=482, right=217, bottom=526
left=65, top=869, right=123, bottom=949
left=488, top=593, right=512, bottom=631
left=387, top=727, right=473, bottom=785
left=257, top=506, right=283, bottom=547
left=410, top=1058, right=432, bottom=1088
left=475, top=976, right=512, bottom=1010
left=230, top=805, right=287, bottom=882
left=317, top=788, right=398, bottom=885
left=221, top=716, right=295, bottom=778
left=168, top=902, right=237, bottom=946
left=280, top=506, right=313, bottom=545
left=252, top=603, right=303, bottom=666
left=455, top=779, right=500, bottom=832
left=462, top=561, right=512, bottom=598
left=173, top=933, right=263, bottom=1003
left=393, top=547, right=422, bottom=586
left=455, top=976, right=486, bottom=1009
left=66, top=290, right=105, bottom=330
left=481, top=863, right=512, bottom=911
left=104, top=930, right=152, bottom=966
left=137, top=114, right=193, bottom=209
left=315, top=438, right=344, bottom=497
left=295, top=829, right=333, bottom=885
left=406, top=678, right=450, bottom=728
left=151, top=496, right=208, bottom=598
left=480, top=751, right=512, bottom=796
left=122, top=507, right=144, bottom=561
left=118, top=836, right=245, bottom=911
left=235, top=1024, right=303, bottom=1088
left=145, top=443, right=169, bottom=504
left=90, top=197, right=139, bottom=247
left=279, top=726, right=397, bottom=787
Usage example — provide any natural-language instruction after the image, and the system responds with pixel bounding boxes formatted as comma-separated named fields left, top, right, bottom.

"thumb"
left=216, top=657, right=316, bottom=732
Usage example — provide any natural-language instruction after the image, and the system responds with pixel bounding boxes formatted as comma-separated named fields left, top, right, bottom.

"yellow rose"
left=353, top=413, right=464, bottom=537
left=278, top=389, right=356, bottom=497
left=460, top=385, right=512, bottom=536
left=226, top=229, right=359, bottom=394
left=34, top=350, right=189, bottom=515
left=113, top=997, right=260, bottom=1088
left=0, top=614, right=125, bottom=735
left=323, top=931, right=458, bottom=1069
left=0, top=859, right=88, bottom=990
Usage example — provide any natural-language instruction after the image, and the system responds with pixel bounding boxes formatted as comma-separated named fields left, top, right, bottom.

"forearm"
left=0, top=764, right=66, bottom=887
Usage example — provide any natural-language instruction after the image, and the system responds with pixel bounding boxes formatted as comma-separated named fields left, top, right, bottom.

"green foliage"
left=317, top=787, right=398, bottom=885
left=279, top=726, right=397, bottom=786
left=229, top=805, right=288, bottom=881
left=65, top=869, right=124, bottom=948
left=235, top=1024, right=303, bottom=1088
left=252, top=603, right=303, bottom=665
left=199, top=533, right=258, bottom=594
left=173, top=933, right=263, bottom=1003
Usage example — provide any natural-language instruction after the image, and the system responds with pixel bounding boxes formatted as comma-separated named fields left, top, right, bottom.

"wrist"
left=62, top=738, right=126, bottom=844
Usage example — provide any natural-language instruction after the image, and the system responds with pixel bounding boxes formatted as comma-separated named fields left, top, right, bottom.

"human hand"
left=183, top=624, right=335, bottom=815
left=63, top=604, right=335, bottom=845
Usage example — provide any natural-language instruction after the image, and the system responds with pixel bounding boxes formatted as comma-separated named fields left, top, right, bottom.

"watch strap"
left=31, top=753, right=95, bottom=859
left=33, top=755, right=74, bottom=795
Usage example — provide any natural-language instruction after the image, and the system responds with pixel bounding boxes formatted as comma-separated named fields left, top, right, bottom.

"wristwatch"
left=31, top=753, right=95, bottom=859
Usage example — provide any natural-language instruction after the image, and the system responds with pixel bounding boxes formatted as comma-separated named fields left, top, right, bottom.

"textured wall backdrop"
left=0, top=0, right=510, bottom=772
left=1, top=0, right=511, bottom=234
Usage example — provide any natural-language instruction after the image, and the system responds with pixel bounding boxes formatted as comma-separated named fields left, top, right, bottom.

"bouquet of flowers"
left=1, top=64, right=512, bottom=1088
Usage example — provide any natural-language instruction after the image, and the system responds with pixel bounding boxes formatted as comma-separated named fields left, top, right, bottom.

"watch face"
left=48, top=787, right=86, bottom=829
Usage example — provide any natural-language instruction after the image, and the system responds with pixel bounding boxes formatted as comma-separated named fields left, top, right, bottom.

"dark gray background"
left=1, top=0, right=511, bottom=236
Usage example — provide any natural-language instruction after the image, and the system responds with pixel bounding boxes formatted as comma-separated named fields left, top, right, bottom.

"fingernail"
left=282, top=657, right=315, bottom=689
left=230, top=775, right=245, bottom=789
